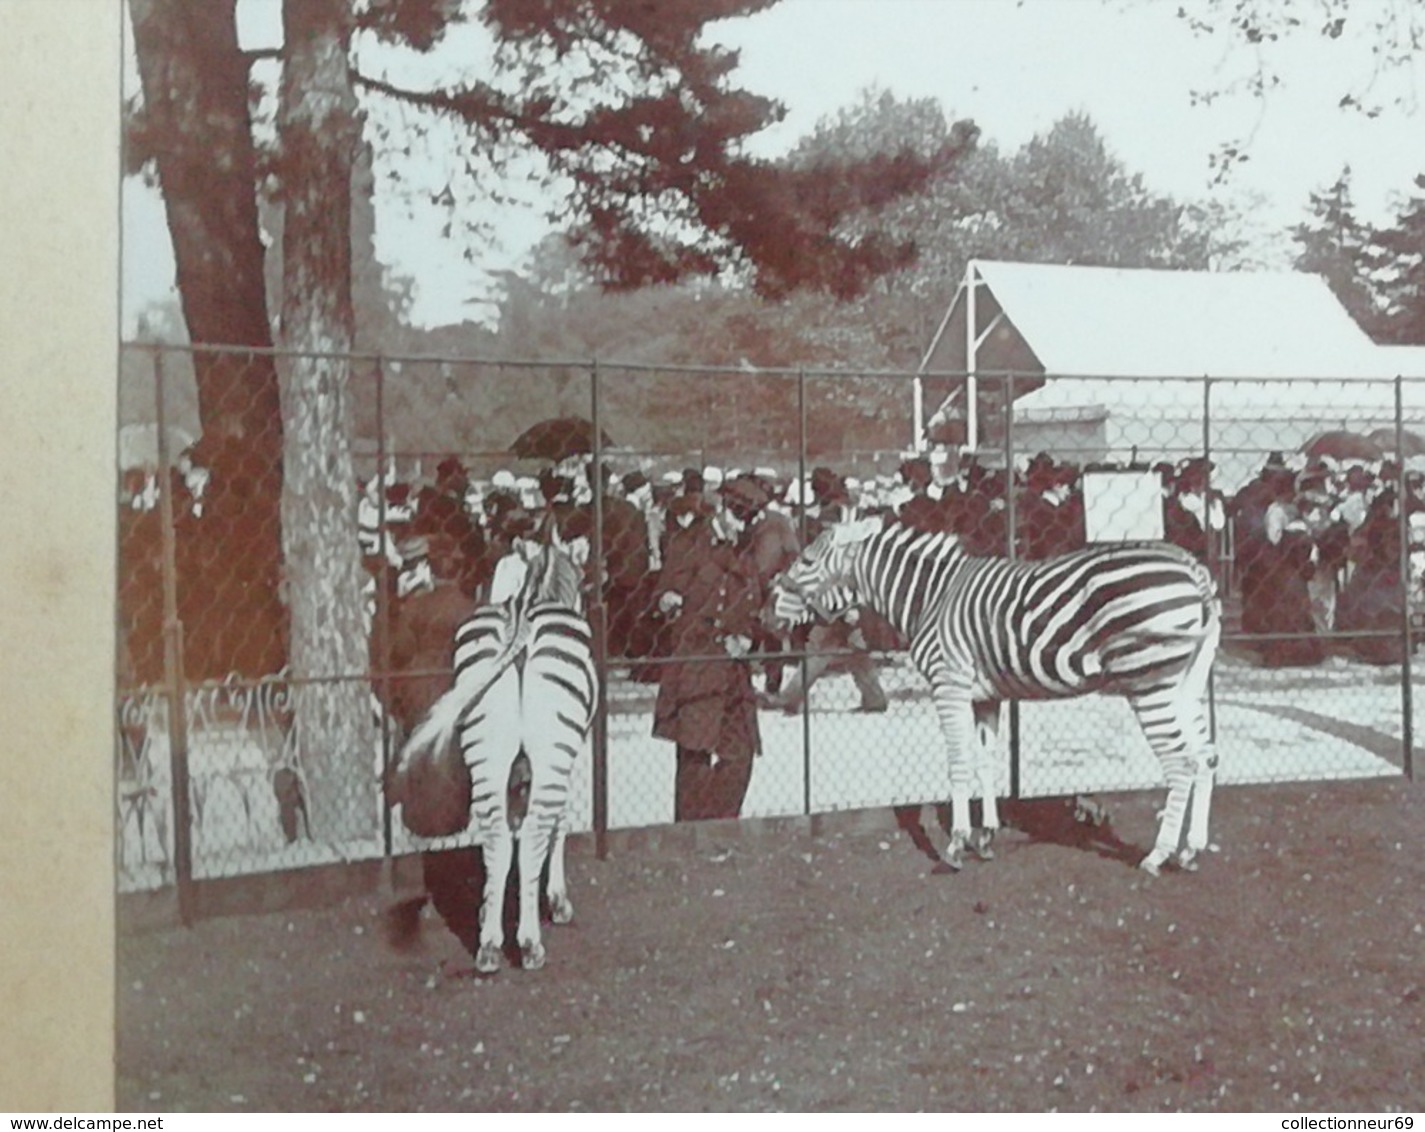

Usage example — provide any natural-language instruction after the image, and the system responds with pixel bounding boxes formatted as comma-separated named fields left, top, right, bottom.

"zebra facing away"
left=768, top=517, right=1222, bottom=876
left=392, top=531, right=597, bottom=972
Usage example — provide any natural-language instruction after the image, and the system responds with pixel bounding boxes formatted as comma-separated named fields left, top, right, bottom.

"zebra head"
left=768, top=517, right=882, bottom=630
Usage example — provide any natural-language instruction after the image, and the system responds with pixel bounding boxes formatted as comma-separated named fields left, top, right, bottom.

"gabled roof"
left=935, top=260, right=1384, bottom=381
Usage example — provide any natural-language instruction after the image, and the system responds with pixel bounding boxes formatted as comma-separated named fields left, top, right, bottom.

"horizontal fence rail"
left=116, top=343, right=1423, bottom=906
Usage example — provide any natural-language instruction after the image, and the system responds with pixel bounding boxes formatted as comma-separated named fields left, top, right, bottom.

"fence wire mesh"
left=116, top=345, right=1420, bottom=898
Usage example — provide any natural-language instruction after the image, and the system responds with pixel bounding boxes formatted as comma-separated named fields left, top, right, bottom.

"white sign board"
left=1082, top=470, right=1164, bottom=543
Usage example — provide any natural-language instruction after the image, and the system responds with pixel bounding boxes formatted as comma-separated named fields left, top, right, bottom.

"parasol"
left=1300, top=430, right=1384, bottom=463
left=509, top=416, right=615, bottom=463
left=1366, top=426, right=1425, bottom=458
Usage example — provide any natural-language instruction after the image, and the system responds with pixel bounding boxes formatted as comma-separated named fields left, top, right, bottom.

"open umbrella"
left=509, top=416, right=615, bottom=463
left=1300, top=430, right=1384, bottom=463
left=1366, top=426, right=1425, bottom=458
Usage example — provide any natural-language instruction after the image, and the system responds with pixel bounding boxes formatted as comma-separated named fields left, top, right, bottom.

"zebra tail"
left=393, top=614, right=535, bottom=781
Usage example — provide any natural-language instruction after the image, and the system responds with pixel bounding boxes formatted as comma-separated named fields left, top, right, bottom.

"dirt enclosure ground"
left=118, top=778, right=1425, bottom=1112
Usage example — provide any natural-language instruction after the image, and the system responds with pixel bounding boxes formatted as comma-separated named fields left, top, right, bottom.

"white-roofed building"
left=917, top=260, right=1425, bottom=491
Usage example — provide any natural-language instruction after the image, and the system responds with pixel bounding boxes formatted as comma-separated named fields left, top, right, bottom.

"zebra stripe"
left=772, top=519, right=1221, bottom=875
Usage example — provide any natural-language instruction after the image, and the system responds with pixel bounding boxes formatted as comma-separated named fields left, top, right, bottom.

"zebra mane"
left=830, top=516, right=885, bottom=547
left=519, top=539, right=586, bottom=613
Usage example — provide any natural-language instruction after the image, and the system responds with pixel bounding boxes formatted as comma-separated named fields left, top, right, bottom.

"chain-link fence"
left=116, top=344, right=1422, bottom=906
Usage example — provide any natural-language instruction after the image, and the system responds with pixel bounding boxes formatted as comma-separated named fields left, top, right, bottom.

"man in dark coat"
left=372, top=531, right=478, bottom=738
left=723, top=474, right=800, bottom=695
left=762, top=467, right=890, bottom=714
left=410, top=456, right=490, bottom=599
left=544, top=462, right=654, bottom=658
left=653, top=494, right=763, bottom=821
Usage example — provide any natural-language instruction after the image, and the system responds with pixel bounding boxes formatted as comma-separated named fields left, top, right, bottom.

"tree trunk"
left=276, top=0, right=377, bottom=844
left=129, top=0, right=288, bottom=681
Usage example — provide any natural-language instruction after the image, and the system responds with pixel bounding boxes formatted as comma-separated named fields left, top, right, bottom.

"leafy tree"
left=128, top=0, right=289, bottom=683
left=996, top=114, right=1204, bottom=268
left=1369, top=174, right=1425, bottom=344
left=788, top=99, right=1238, bottom=366
left=1290, top=166, right=1383, bottom=332
left=1165, top=0, right=1423, bottom=181
left=273, top=0, right=375, bottom=841
left=126, top=1, right=965, bottom=837
left=356, top=0, right=971, bottom=300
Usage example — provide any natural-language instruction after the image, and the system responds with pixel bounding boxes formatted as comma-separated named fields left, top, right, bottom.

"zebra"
left=767, top=517, right=1221, bottom=876
left=393, top=530, right=597, bottom=972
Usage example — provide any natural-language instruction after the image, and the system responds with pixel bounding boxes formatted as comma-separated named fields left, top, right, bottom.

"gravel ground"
left=117, top=777, right=1425, bottom=1112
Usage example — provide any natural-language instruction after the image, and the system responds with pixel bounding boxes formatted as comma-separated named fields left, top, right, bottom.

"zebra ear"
left=566, top=536, right=591, bottom=569
left=831, top=517, right=882, bottom=547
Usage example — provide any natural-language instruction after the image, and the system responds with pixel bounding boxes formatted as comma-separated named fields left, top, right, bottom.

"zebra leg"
left=1141, top=755, right=1195, bottom=876
left=466, top=676, right=523, bottom=973
left=515, top=818, right=553, bottom=970
left=546, top=822, right=574, bottom=925
left=929, top=676, right=977, bottom=870
left=1179, top=751, right=1218, bottom=872
left=970, top=700, right=1004, bottom=861
left=475, top=825, right=513, bottom=972
left=1128, top=685, right=1211, bottom=876
left=1164, top=689, right=1217, bottom=872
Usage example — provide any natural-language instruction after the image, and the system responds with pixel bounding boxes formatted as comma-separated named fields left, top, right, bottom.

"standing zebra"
left=768, top=517, right=1222, bottom=876
left=392, top=531, right=597, bottom=972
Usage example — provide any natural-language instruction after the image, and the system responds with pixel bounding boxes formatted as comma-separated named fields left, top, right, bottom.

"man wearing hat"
left=371, top=529, right=478, bottom=745
left=411, top=455, right=490, bottom=598
left=565, top=462, right=654, bottom=659
left=763, top=467, right=889, bottom=714
left=722, top=474, right=800, bottom=696
left=652, top=488, right=764, bottom=821
left=1233, top=452, right=1301, bottom=655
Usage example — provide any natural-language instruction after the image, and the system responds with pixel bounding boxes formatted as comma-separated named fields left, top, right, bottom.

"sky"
left=120, top=0, right=1425, bottom=334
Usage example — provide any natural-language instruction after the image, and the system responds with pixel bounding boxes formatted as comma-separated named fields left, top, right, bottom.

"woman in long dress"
left=1336, top=489, right=1409, bottom=665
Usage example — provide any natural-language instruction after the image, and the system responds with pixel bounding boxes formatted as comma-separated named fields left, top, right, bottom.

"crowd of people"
left=118, top=438, right=1425, bottom=823
left=356, top=445, right=1231, bottom=821
left=1228, top=451, right=1425, bottom=667
left=360, top=456, right=897, bottom=824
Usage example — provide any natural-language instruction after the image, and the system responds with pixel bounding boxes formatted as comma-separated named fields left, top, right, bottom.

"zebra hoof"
left=970, top=829, right=996, bottom=861
left=1138, top=853, right=1165, bottom=878
left=549, top=894, right=574, bottom=925
left=474, top=943, right=503, bottom=974
left=936, top=835, right=968, bottom=873
left=1177, top=848, right=1201, bottom=873
left=520, top=941, right=547, bottom=971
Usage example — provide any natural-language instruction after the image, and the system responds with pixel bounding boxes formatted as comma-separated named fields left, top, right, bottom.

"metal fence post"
left=798, top=367, right=812, bottom=816
left=374, top=355, right=394, bottom=865
left=1004, top=370, right=1020, bottom=801
left=154, top=346, right=195, bottom=925
left=1203, top=375, right=1218, bottom=747
left=590, top=359, right=610, bottom=857
left=1395, top=374, right=1415, bottom=779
